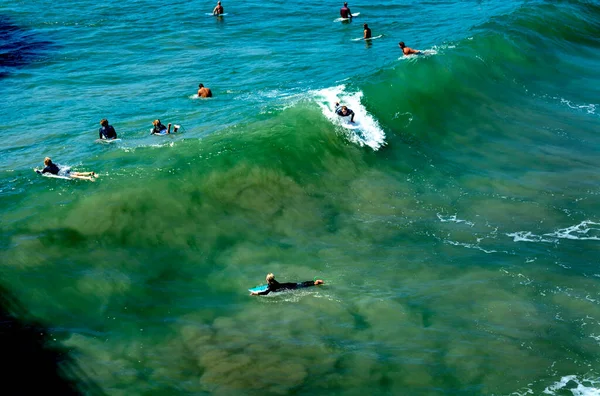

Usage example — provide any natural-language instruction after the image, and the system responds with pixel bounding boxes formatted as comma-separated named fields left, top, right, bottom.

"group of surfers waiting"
left=340, top=2, right=421, bottom=55
left=38, top=3, right=420, bottom=182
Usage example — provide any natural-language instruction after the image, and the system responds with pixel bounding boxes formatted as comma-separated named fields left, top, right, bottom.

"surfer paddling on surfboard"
left=335, top=102, right=355, bottom=122
left=340, top=2, right=353, bottom=19
left=399, top=41, right=420, bottom=56
left=212, top=1, right=224, bottom=15
left=38, top=157, right=97, bottom=181
left=363, top=23, right=372, bottom=39
left=250, top=273, right=324, bottom=296
left=98, top=118, right=117, bottom=140
left=151, top=119, right=179, bottom=135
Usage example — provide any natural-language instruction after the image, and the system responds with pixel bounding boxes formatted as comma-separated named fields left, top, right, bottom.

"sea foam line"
left=507, top=221, right=600, bottom=243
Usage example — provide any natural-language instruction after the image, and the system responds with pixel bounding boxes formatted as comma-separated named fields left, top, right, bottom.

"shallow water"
left=1, top=0, right=600, bottom=394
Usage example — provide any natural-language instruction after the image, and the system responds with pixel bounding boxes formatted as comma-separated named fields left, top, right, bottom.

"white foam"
left=507, top=221, right=600, bottom=243
left=545, top=221, right=600, bottom=241
left=313, top=85, right=386, bottom=151
left=543, top=375, right=600, bottom=395
left=560, top=98, right=597, bottom=115
left=436, top=213, right=474, bottom=227
left=506, top=231, right=558, bottom=243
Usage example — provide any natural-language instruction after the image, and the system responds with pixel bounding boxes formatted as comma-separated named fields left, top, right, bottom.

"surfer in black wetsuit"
left=151, top=119, right=179, bottom=135
left=340, top=2, right=353, bottom=19
left=335, top=102, right=355, bottom=122
left=41, top=157, right=60, bottom=175
left=98, top=118, right=117, bottom=140
left=250, top=273, right=324, bottom=295
left=39, top=157, right=97, bottom=181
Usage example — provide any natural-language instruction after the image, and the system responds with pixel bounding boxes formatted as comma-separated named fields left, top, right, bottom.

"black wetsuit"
left=257, top=280, right=315, bottom=295
left=152, top=123, right=167, bottom=134
left=99, top=125, right=117, bottom=140
left=41, top=163, right=60, bottom=175
left=335, top=105, right=354, bottom=117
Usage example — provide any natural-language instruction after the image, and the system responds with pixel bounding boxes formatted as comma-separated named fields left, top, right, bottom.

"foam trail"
left=507, top=221, right=600, bottom=243
left=543, top=375, right=600, bottom=395
left=313, top=85, right=386, bottom=151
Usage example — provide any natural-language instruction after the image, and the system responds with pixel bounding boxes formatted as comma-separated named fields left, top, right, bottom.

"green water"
left=2, top=0, right=600, bottom=394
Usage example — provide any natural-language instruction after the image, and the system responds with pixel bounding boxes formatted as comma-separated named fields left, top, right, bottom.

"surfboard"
left=341, top=119, right=360, bottom=129
left=352, top=34, right=383, bottom=41
left=249, top=284, right=268, bottom=293
left=95, top=138, right=122, bottom=144
left=205, top=12, right=228, bottom=16
left=34, top=169, right=72, bottom=180
left=334, top=12, right=360, bottom=22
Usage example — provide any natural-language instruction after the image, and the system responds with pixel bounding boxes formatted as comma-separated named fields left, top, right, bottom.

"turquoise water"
left=2, top=0, right=600, bottom=394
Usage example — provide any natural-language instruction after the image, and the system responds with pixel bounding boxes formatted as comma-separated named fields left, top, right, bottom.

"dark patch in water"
left=0, top=17, right=53, bottom=79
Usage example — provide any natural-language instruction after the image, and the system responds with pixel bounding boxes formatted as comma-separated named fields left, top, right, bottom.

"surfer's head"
left=198, top=83, right=204, bottom=88
left=341, top=106, right=348, bottom=113
left=363, top=23, right=368, bottom=28
left=399, top=41, right=405, bottom=48
left=344, top=2, right=348, bottom=6
left=100, top=118, right=108, bottom=126
left=44, top=157, right=52, bottom=166
left=153, top=119, right=161, bottom=126
left=266, top=273, right=276, bottom=284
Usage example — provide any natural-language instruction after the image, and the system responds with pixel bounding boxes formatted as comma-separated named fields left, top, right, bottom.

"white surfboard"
left=334, top=12, right=360, bottom=22
left=95, top=138, right=122, bottom=144
left=34, top=169, right=73, bottom=180
left=352, top=34, right=383, bottom=41
left=205, top=12, right=228, bottom=16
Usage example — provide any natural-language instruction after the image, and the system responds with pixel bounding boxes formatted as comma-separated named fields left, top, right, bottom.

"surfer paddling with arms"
left=38, top=157, right=97, bottom=181
left=340, top=2, right=353, bottom=19
left=399, top=41, right=420, bottom=55
left=335, top=102, right=355, bottom=123
left=363, top=23, right=372, bottom=39
left=98, top=118, right=117, bottom=140
left=197, top=83, right=212, bottom=98
left=212, top=1, right=224, bottom=15
left=250, top=273, right=324, bottom=296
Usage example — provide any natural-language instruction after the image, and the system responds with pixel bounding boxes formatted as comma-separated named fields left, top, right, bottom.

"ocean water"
left=1, top=0, right=600, bottom=394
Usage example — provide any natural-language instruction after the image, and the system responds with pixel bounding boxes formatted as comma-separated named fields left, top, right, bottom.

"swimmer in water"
left=250, top=273, right=324, bottom=295
left=213, top=1, right=224, bottom=15
left=363, top=23, right=372, bottom=39
left=335, top=102, right=355, bottom=122
left=98, top=118, right=117, bottom=140
left=398, top=41, right=421, bottom=55
left=151, top=119, right=179, bottom=135
left=38, top=157, right=97, bottom=181
left=197, top=83, right=213, bottom=98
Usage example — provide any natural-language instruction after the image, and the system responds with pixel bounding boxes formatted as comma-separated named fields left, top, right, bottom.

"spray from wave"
left=313, top=85, right=386, bottom=151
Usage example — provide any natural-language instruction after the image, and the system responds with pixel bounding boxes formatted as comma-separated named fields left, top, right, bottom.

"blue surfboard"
left=248, top=284, right=268, bottom=293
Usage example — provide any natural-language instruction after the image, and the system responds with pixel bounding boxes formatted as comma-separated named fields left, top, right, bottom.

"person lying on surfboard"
left=98, top=118, right=117, bottom=140
left=250, top=273, right=324, bottom=296
left=212, top=1, right=224, bottom=15
left=335, top=102, right=355, bottom=122
left=340, top=2, right=353, bottom=19
left=39, top=157, right=97, bottom=181
left=399, top=41, right=421, bottom=56
left=151, top=119, right=179, bottom=135
left=363, top=23, right=372, bottom=39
